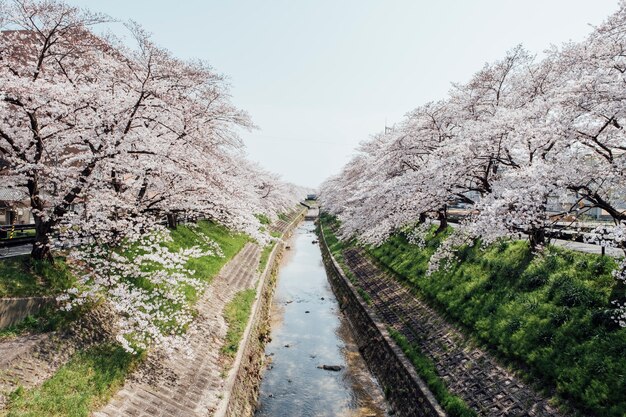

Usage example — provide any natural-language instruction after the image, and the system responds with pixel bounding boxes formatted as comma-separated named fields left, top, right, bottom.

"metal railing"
left=0, top=223, right=36, bottom=247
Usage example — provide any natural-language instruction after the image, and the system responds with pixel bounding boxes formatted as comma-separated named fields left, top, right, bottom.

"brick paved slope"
left=343, top=247, right=563, bottom=417
left=0, top=333, right=53, bottom=408
left=94, top=243, right=261, bottom=417
left=268, top=208, right=302, bottom=235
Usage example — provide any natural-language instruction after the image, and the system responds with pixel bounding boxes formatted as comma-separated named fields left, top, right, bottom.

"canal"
left=255, top=220, right=388, bottom=417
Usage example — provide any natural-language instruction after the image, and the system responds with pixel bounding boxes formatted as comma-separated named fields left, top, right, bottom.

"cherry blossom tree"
left=1, top=0, right=305, bottom=352
left=321, top=2, right=626, bottom=328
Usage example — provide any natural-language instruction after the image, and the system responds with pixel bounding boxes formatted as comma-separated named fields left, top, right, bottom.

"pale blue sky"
left=66, top=1, right=618, bottom=187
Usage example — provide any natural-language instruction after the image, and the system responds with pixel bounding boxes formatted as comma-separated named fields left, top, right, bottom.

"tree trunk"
left=27, top=177, right=53, bottom=262
left=418, top=212, right=427, bottom=224
left=529, top=227, right=545, bottom=252
left=31, top=216, right=53, bottom=262
left=166, top=213, right=177, bottom=229
left=435, top=205, right=448, bottom=234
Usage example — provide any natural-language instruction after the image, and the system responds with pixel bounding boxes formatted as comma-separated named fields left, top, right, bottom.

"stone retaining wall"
left=0, top=297, right=55, bottom=330
left=216, top=209, right=305, bottom=417
left=318, top=226, right=446, bottom=417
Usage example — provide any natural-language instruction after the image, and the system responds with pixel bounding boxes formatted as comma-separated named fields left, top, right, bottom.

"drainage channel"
left=254, top=220, right=388, bottom=417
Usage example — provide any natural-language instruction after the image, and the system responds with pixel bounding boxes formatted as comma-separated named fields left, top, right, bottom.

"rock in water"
left=317, top=365, right=342, bottom=371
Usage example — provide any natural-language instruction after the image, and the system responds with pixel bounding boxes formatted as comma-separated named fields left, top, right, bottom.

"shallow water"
left=254, top=221, right=388, bottom=417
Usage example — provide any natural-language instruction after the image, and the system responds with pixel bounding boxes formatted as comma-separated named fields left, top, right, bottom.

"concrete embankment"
left=215, top=209, right=305, bottom=417
left=0, top=296, right=55, bottom=330
left=318, top=225, right=446, bottom=417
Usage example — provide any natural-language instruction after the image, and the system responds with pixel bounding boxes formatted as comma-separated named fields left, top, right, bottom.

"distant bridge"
left=300, top=201, right=319, bottom=220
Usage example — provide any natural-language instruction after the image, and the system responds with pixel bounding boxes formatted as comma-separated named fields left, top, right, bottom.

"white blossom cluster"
left=58, top=225, right=213, bottom=354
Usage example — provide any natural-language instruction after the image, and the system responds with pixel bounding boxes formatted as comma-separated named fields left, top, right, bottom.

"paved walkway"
left=94, top=243, right=261, bottom=417
left=551, top=238, right=623, bottom=257
left=0, top=243, right=32, bottom=258
left=342, top=247, right=563, bottom=417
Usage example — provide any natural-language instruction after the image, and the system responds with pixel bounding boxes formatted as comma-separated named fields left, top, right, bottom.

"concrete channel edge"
left=318, top=223, right=447, bottom=417
left=214, top=208, right=305, bottom=417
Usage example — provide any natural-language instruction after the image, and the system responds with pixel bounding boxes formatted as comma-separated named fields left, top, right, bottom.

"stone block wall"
left=0, top=297, right=54, bottom=330
left=318, top=227, right=446, bottom=417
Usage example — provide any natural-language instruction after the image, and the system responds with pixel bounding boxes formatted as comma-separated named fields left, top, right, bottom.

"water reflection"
left=255, top=221, right=388, bottom=417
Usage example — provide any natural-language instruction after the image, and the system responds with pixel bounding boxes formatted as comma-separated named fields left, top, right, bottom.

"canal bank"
left=216, top=209, right=305, bottom=417
left=254, top=221, right=388, bottom=417
left=318, top=222, right=446, bottom=417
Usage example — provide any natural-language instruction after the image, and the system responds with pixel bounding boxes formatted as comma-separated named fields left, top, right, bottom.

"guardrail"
left=0, top=224, right=36, bottom=247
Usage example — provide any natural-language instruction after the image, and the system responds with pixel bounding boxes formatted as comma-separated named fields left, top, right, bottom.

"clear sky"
left=65, top=0, right=618, bottom=188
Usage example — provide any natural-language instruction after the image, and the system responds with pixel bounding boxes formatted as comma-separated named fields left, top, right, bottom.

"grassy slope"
left=165, top=221, right=251, bottom=305
left=321, top=214, right=626, bottom=416
left=0, top=256, right=75, bottom=298
left=3, top=345, right=139, bottom=417
left=2, top=221, right=249, bottom=417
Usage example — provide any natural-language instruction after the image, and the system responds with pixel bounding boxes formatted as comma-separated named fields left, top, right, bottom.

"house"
left=0, top=187, right=33, bottom=225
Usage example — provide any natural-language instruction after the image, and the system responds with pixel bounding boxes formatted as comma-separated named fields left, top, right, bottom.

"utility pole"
left=385, top=118, right=393, bottom=134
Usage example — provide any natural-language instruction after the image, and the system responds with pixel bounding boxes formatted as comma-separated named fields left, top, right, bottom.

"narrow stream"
left=255, top=221, right=388, bottom=417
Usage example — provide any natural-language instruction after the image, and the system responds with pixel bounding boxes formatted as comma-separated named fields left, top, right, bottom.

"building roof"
left=0, top=187, right=28, bottom=202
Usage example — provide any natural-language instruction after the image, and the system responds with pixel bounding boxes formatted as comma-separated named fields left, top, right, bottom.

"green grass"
left=221, top=289, right=256, bottom=359
left=258, top=242, right=276, bottom=272
left=357, top=287, right=372, bottom=305
left=255, top=213, right=271, bottom=225
left=0, top=255, right=75, bottom=298
left=130, top=221, right=250, bottom=307
left=321, top=214, right=626, bottom=417
left=389, top=329, right=477, bottom=417
left=0, top=316, right=41, bottom=339
left=2, top=345, right=139, bottom=417
left=167, top=221, right=250, bottom=283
